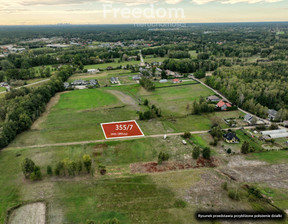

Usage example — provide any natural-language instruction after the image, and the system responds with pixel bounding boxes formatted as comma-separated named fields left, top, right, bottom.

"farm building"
left=223, top=132, right=240, bottom=143
left=207, top=95, right=221, bottom=102
left=216, top=100, right=232, bottom=111
left=159, top=79, right=168, bottom=83
left=87, top=69, right=99, bottom=73
left=261, top=129, right=285, bottom=135
left=261, top=129, right=288, bottom=139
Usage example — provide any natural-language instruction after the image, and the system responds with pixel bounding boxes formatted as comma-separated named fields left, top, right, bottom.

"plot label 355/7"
left=101, top=120, right=144, bottom=139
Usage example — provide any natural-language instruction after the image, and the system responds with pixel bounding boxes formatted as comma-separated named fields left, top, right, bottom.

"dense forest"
left=205, top=64, right=288, bottom=120
left=0, top=66, right=73, bottom=148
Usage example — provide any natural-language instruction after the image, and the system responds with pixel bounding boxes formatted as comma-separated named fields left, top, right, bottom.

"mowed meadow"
left=9, top=83, right=243, bottom=147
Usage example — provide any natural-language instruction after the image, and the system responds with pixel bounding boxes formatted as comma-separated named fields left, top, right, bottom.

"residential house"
left=172, top=79, right=181, bottom=84
left=223, top=132, right=240, bottom=143
left=244, top=114, right=254, bottom=124
left=110, top=77, right=119, bottom=84
left=64, top=82, right=70, bottom=89
left=207, top=95, right=221, bottom=102
left=283, top=120, right=288, bottom=127
left=216, top=100, right=232, bottom=111
left=268, top=109, right=278, bottom=121
left=133, top=75, right=141, bottom=80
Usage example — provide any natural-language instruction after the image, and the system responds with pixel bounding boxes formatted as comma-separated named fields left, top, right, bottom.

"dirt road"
left=6, top=126, right=255, bottom=150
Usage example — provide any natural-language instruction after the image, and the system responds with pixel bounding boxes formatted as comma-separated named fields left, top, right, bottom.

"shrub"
left=22, top=158, right=35, bottom=178
left=202, top=147, right=211, bottom=160
left=30, top=166, right=42, bottom=181
left=228, top=189, right=240, bottom=201
left=174, top=199, right=187, bottom=208
left=158, top=152, right=169, bottom=165
left=192, top=146, right=200, bottom=160
left=241, top=141, right=250, bottom=154
left=222, top=182, right=228, bottom=191
left=227, top=148, right=232, bottom=154
left=83, top=154, right=92, bottom=173
left=102, top=218, right=120, bottom=224
left=76, top=160, right=83, bottom=174
left=270, top=123, right=278, bottom=130
left=47, top=165, right=53, bottom=176
left=143, top=99, right=149, bottom=106
left=183, top=132, right=191, bottom=139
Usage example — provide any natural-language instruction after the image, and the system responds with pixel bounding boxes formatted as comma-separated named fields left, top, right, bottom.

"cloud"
left=191, top=0, right=283, bottom=4
left=16, top=0, right=169, bottom=6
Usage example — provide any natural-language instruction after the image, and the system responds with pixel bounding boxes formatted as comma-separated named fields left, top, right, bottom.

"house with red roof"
left=172, top=78, right=181, bottom=84
left=216, top=100, right=232, bottom=111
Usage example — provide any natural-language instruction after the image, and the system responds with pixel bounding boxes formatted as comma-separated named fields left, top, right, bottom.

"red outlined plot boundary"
left=101, top=120, right=144, bottom=139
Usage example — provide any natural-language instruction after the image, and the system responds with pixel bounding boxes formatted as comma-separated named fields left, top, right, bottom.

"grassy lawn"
left=189, top=50, right=198, bottom=59
left=246, top=150, right=288, bottom=164
left=144, top=56, right=167, bottom=63
left=84, top=61, right=140, bottom=70
left=10, top=89, right=134, bottom=146
left=138, top=83, right=214, bottom=116
left=0, top=87, right=6, bottom=92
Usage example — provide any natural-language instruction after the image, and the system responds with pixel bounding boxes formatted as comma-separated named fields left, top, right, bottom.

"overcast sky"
left=0, top=0, right=287, bottom=25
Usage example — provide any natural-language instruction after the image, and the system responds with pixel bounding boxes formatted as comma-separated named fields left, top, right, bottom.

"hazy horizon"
left=1, top=0, right=288, bottom=25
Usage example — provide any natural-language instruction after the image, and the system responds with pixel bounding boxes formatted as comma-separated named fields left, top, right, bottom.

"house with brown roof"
left=216, top=100, right=232, bottom=111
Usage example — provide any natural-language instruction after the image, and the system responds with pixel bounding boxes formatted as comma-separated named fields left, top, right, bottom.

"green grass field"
left=0, top=87, right=6, bottom=92
left=10, top=83, right=244, bottom=147
left=0, top=139, right=207, bottom=224
left=189, top=50, right=198, bottom=59
left=84, top=61, right=140, bottom=70
left=246, top=150, right=288, bottom=164
left=137, top=83, right=214, bottom=116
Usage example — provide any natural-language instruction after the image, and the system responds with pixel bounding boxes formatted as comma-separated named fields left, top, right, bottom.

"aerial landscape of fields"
left=0, top=0, right=288, bottom=223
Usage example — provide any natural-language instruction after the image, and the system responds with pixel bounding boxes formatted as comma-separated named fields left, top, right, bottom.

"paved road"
left=6, top=126, right=256, bottom=150
left=0, top=78, right=50, bottom=95
left=192, top=77, right=271, bottom=125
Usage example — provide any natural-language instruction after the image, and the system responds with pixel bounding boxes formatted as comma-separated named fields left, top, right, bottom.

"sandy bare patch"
left=31, top=92, right=64, bottom=130
left=226, top=155, right=267, bottom=168
left=106, top=90, right=140, bottom=110
left=221, top=163, right=288, bottom=189
left=185, top=172, right=250, bottom=211
left=9, top=202, right=46, bottom=224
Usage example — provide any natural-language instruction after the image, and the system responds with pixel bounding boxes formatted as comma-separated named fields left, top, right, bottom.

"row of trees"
left=0, top=66, right=73, bottom=149
left=192, top=146, right=211, bottom=160
left=192, top=97, right=215, bottom=115
left=22, top=154, right=106, bottom=180
left=139, top=99, right=161, bottom=120
left=139, top=77, right=155, bottom=91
